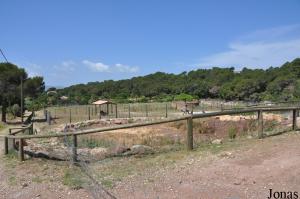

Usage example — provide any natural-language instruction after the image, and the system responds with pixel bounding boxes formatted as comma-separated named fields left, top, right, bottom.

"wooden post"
left=115, top=104, right=118, bottom=118
left=128, top=104, right=131, bottom=118
left=292, top=109, right=297, bottom=131
left=165, top=104, right=168, bottom=118
left=29, top=123, right=33, bottom=135
left=72, top=134, right=78, bottom=163
left=258, top=110, right=263, bottom=139
left=4, top=136, right=8, bottom=155
left=99, top=105, right=101, bottom=119
left=187, top=116, right=193, bottom=150
left=107, top=103, right=109, bottom=116
left=19, top=138, right=24, bottom=161
left=47, top=111, right=51, bottom=125
left=69, top=109, right=72, bottom=124
left=88, top=107, right=91, bottom=120
left=9, top=129, right=15, bottom=149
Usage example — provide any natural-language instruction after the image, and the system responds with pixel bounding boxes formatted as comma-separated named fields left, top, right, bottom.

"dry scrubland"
left=0, top=104, right=299, bottom=199
left=1, top=128, right=300, bottom=198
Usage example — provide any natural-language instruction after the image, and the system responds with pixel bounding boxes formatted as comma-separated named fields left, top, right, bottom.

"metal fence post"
left=115, top=105, right=118, bottom=118
left=128, top=104, right=131, bottom=118
left=258, top=110, right=264, bottom=138
left=146, top=104, right=148, bottom=117
left=69, top=109, right=72, bottom=124
left=165, top=104, right=168, bottom=118
left=187, top=116, right=193, bottom=150
left=72, top=134, right=78, bottom=163
left=88, top=107, right=91, bottom=120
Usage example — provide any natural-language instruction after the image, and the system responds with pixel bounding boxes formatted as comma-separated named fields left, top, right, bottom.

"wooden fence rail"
left=2, top=107, right=299, bottom=162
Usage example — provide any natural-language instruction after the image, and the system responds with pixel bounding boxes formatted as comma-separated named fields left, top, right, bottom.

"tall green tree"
left=0, top=62, right=27, bottom=122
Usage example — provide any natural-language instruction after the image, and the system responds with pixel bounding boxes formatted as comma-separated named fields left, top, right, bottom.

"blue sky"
left=1, top=0, right=300, bottom=87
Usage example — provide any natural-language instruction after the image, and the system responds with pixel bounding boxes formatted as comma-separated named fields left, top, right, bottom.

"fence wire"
left=63, top=125, right=117, bottom=199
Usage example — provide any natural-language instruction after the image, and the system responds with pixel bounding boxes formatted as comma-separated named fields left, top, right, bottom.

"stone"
left=90, top=147, right=108, bottom=159
left=113, top=120, right=123, bottom=125
left=212, top=139, right=222, bottom=144
left=124, top=145, right=153, bottom=155
left=22, top=182, right=28, bottom=188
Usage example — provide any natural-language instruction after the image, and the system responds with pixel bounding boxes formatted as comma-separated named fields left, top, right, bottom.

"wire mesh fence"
left=46, top=103, right=180, bottom=125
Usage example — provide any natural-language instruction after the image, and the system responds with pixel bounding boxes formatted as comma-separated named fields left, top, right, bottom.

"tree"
left=24, top=76, right=45, bottom=98
left=0, top=62, right=45, bottom=122
left=0, top=62, right=27, bottom=122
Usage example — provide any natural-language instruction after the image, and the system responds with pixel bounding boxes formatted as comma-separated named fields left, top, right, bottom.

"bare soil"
left=111, top=131, right=300, bottom=199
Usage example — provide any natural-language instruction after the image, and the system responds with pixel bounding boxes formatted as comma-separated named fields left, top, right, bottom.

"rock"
left=124, top=145, right=153, bottom=155
left=219, top=152, right=235, bottom=158
left=90, top=147, right=108, bottom=159
left=21, top=182, right=28, bottom=188
left=233, top=181, right=241, bottom=185
left=112, top=146, right=130, bottom=154
left=114, top=120, right=123, bottom=125
left=212, top=139, right=222, bottom=144
left=77, top=148, right=91, bottom=159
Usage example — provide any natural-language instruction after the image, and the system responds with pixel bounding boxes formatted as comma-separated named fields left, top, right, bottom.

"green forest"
left=1, top=58, right=300, bottom=122
left=57, top=58, right=300, bottom=104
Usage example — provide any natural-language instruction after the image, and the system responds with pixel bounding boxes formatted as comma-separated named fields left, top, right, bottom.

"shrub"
left=10, top=104, right=21, bottom=118
left=228, top=126, right=238, bottom=139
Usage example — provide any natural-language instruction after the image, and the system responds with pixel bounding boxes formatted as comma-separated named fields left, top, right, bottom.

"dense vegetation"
left=57, top=58, right=300, bottom=104
left=0, top=62, right=45, bottom=122
left=1, top=58, right=299, bottom=122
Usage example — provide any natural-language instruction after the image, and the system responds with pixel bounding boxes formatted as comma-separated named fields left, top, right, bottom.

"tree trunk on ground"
left=1, top=105, right=7, bottom=122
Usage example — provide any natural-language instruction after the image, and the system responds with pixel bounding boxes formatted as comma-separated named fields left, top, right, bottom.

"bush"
left=228, top=126, right=237, bottom=139
left=10, top=104, right=21, bottom=118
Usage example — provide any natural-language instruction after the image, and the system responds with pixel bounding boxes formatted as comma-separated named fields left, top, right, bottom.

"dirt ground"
left=111, top=131, right=300, bottom=199
left=0, top=123, right=300, bottom=199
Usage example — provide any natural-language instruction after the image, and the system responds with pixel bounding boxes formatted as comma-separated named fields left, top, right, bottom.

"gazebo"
left=91, top=99, right=117, bottom=117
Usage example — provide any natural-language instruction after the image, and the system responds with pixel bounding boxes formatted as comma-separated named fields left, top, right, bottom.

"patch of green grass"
left=62, top=167, right=85, bottom=189
left=32, top=176, right=43, bottom=183
left=228, top=126, right=238, bottom=139
left=0, top=123, right=5, bottom=131
left=8, top=176, right=17, bottom=186
left=101, top=179, right=114, bottom=188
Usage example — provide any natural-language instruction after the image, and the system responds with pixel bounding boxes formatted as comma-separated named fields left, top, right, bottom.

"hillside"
left=57, top=58, right=300, bottom=104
